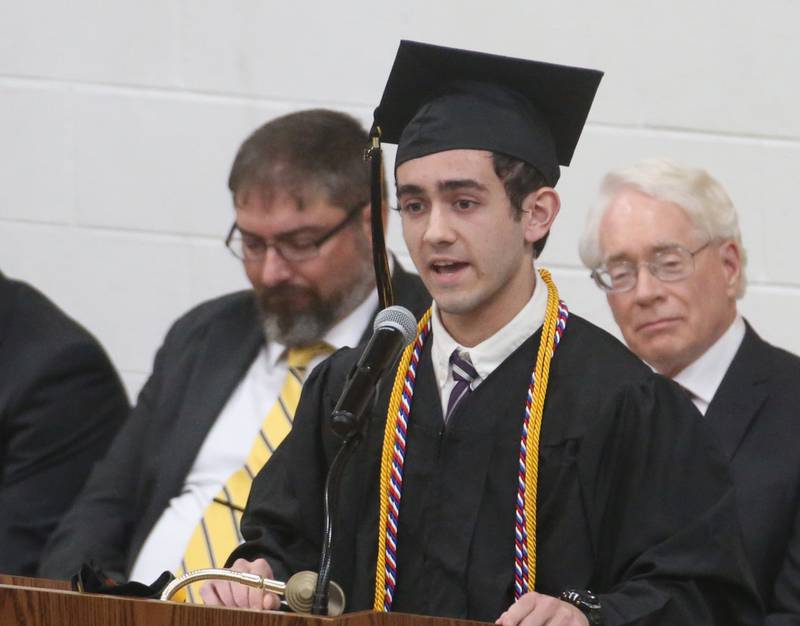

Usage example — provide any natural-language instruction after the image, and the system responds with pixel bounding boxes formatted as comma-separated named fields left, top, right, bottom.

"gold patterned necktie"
left=176, top=342, right=332, bottom=602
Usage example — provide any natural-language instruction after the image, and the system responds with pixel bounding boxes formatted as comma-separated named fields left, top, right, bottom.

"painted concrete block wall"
left=1, top=0, right=798, bottom=398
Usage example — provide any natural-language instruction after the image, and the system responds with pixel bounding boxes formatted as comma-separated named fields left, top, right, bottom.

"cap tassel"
left=366, top=127, right=393, bottom=309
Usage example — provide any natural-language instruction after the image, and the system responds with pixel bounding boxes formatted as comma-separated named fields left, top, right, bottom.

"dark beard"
left=254, top=284, right=338, bottom=347
left=254, top=269, right=375, bottom=347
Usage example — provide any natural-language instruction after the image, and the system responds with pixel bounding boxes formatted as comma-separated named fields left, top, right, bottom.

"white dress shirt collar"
left=671, top=315, right=746, bottom=415
left=430, top=272, right=547, bottom=395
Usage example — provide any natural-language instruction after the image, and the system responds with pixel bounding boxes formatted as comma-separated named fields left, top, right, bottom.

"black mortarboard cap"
left=373, top=40, right=603, bottom=185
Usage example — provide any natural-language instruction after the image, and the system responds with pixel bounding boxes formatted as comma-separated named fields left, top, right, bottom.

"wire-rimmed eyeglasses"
left=225, top=205, right=363, bottom=263
left=591, top=242, right=710, bottom=293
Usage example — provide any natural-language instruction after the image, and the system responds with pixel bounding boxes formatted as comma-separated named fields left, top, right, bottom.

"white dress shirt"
left=671, top=315, right=746, bottom=415
left=129, top=288, right=377, bottom=582
left=430, top=273, right=547, bottom=417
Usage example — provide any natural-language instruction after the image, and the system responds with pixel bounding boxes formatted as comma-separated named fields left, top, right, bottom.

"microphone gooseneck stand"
left=310, top=428, right=364, bottom=615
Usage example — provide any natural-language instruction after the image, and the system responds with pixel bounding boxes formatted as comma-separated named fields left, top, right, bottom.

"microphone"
left=314, top=306, right=416, bottom=614
left=330, top=305, right=417, bottom=437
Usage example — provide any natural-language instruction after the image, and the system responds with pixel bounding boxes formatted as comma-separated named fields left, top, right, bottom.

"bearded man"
left=38, top=109, right=429, bottom=589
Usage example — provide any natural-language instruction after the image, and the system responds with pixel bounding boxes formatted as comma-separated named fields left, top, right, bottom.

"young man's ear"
left=521, top=187, right=560, bottom=244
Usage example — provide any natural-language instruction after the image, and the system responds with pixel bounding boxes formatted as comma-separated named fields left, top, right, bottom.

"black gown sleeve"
left=580, top=376, right=763, bottom=625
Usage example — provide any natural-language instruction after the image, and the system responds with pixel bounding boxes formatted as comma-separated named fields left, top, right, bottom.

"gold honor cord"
left=523, top=268, right=561, bottom=592
left=373, top=308, right=432, bottom=610
left=373, top=269, right=562, bottom=608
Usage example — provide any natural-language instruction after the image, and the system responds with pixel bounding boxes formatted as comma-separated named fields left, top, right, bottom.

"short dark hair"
left=492, top=152, right=550, bottom=257
left=229, top=109, right=376, bottom=211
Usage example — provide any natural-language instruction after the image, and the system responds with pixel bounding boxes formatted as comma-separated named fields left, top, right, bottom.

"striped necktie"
left=176, top=342, right=332, bottom=602
left=445, top=349, right=478, bottom=422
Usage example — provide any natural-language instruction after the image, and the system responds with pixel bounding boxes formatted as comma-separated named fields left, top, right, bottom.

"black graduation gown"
left=233, top=314, right=762, bottom=625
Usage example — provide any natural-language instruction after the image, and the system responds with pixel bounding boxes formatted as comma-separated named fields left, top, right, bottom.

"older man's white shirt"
left=670, top=315, right=746, bottom=415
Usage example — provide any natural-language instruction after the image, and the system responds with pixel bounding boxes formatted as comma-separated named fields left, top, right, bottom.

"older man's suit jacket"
left=0, top=272, right=129, bottom=576
left=38, top=264, right=429, bottom=581
left=704, top=322, right=800, bottom=625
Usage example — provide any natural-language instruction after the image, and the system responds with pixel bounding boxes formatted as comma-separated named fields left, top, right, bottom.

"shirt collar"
left=671, top=315, right=745, bottom=412
left=431, top=270, right=547, bottom=389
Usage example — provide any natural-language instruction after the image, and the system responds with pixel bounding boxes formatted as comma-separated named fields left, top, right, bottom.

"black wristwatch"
left=560, top=588, right=604, bottom=625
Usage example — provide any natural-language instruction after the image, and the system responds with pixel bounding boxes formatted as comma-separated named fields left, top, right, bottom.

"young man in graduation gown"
left=202, top=42, right=762, bottom=625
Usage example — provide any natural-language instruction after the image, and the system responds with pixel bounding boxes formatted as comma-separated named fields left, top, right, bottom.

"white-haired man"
left=580, top=158, right=800, bottom=624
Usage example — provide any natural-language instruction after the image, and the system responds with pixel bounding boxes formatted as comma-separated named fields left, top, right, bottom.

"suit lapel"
left=704, top=322, right=769, bottom=461
left=159, top=295, right=264, bottom=500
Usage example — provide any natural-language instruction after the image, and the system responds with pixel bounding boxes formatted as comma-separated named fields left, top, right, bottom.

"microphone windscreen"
left=373, top=305, right=417, bottom=344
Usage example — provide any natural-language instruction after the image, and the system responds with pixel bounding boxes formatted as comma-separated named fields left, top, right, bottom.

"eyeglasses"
left=591, top=242, right=710, bottom=293
left=225, top=205, right=363, bottom=263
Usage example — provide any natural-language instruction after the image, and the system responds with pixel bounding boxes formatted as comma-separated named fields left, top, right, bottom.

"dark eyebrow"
left=233, top=224, right=259, bottom=238
left=396, top=184, right=426, bottom=197
left=235, top=223, right=322, bottom=241
left=396, top=179, right=489, bottom=197
left=438, top=179, right=488, bottom=193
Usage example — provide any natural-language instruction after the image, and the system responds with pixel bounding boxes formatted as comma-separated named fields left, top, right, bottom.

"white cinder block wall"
left=1, top=1, right=798, bottom=399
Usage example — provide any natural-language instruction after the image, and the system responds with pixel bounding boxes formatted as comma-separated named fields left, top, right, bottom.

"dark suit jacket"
left=0, top=272, right=129, bottom=576
left=704, top=322, right=800, bottom=625
left=38, top=264, right=429, bottom=581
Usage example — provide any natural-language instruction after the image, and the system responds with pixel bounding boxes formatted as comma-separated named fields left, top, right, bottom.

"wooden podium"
left=0, top=575, right=483, bottom=626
